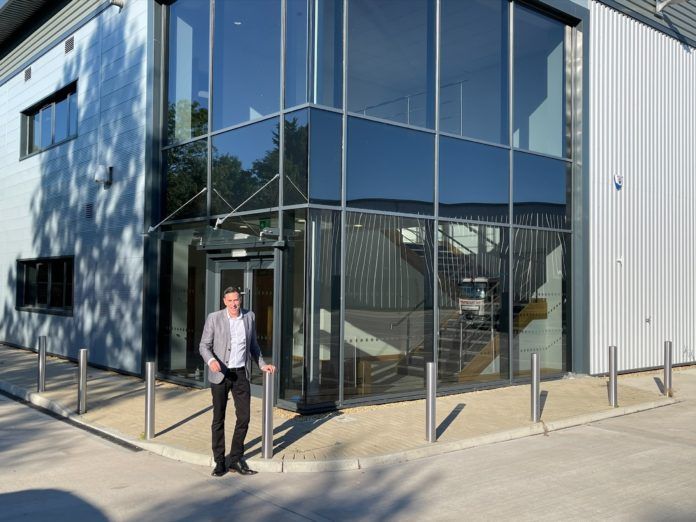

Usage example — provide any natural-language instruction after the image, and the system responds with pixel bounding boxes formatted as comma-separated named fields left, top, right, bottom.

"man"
left=199, top=286, right=276, bottom=477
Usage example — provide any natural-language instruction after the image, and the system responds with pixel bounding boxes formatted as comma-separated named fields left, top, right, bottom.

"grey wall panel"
left=600, top=0, right=696, bottom=46
left=0, top=0, right=148, bottom=374
left=590, top=1, right=696, bottom=373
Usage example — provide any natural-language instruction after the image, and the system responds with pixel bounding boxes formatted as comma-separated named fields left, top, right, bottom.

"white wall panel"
left=590, top=1, right=696, bottom=373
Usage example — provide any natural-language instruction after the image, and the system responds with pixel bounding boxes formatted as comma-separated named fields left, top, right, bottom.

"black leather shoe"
left=229, top=459, right=257, bottom=475
left=211, top=462, right=227, bottom=477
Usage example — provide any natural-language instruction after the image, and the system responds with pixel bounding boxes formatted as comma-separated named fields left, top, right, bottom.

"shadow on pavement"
left=0, top=489, right=108, bottom=521
left=437, top=403, right=465, bottom=438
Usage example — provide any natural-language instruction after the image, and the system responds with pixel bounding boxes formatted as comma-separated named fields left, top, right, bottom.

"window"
left=21, top=82, right=78, bottom=157
left=17, top=257, right=74, bottom=314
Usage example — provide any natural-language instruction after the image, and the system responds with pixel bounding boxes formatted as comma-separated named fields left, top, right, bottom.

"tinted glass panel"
left=513, top=152, right=570, bottom=229
left=283, top=110, right=309, bottom=206
left=40, top=106, right=52, bottom=148
left=31, top=113, right=40, bottom=153
left=347, top=0, right=436, bottom=129
left=49, top=261, right=65, bottom=307
left=512, top=229, right=569, bottom=378
left=438, top=223, right=509, bottom=385
left=164, top=139, right=208, bottom=220
left=513, top=5, right=568, bottom=158
left=68, top=92, right=78, bottom=136
left=211, top=118, right=279, bottom=216
left=167, top=0, right=209, bottom=143
left=54, top=98, right=69, bottom=143
left=344, top=212, right=434, bottom=399
left=440, top=0, right=508, bottom=144
left=347, top=117, right=434, bottom=214
left=285, top=0, right=309, bottom=108
left=213, top=0, right=281, bottom=129
left=311, top=0, right=343, bottom=108
left=36, top=263, right=48, bottom=305
left=439, top=137, right=509, bottom=223
left=309, top=109, right=341, bottom=205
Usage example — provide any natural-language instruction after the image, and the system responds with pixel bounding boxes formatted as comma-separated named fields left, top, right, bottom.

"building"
left=0, top=0, right=694, bottom=413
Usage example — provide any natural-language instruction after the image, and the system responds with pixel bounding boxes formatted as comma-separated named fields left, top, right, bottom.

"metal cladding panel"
left=590, top=1, right=696, bottom=374
left=599, top=0, right=696, bottom=46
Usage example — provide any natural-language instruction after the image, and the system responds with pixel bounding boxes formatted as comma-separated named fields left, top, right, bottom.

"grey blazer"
left=199, top=308, right=268, bottom=384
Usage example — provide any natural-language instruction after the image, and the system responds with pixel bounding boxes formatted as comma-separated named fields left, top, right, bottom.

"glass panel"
left=306, top=209, right=340, bottom=405
left=211, top=118, right=280, bottom=216
left=164, top=139, right=208, bottom=220
left=311, top=0, right=343, bottom=108
left=54, top=97, right=69, bottom=143
left=49, top=261, right=65, bottom=307
left=167, top=0, right=209, bottom=143
left=512, top=229, right=570, bottom=378
left=309, top=108, right=341, bottom=205
left=440, top=0, right=508, bottom=144
left=347, top=0, right=436, bottom=129
left=280, top=209, right=306, bottom=403
left=64, top=259, right=73, bottom=308
left=438, top=223, right=509, bottom=385
left=346, top=117, right=434, bottom=214
left=252, top=267, right=275, bottom=384
left=513, top=5, right=567, bottom=158
left=158, top=231, right=207, bottom=383
left=344, top=212, right=434, bottom=399
left=30, top=113, right=40, bottom=153
left=283, top=110, right=309, bottom=206
left=513, top=152, right=570, bottom=230
left=40, top=106, right=52, bottom=148
left=285, top=0, right=309, bottom=108
left=36, top=263, right=48, bottom=305
left=68, top=92, right=78, bottom=137
left=439, top=137, right=509, bottom=223
left=213, top=0, right=281, bottom=130
left=24, top=263, right=37, bottom=306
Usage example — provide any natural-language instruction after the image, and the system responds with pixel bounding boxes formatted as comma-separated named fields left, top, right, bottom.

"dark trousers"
left=210, top=368, right=250, bottom=465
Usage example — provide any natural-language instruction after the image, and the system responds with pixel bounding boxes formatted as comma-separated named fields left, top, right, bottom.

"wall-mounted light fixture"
left=94, top=164, right=113, bottom=188
left=110, top=0, right=126, bottom=9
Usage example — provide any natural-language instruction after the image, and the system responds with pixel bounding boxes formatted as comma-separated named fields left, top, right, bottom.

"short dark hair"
left=222, top=286, right=243, bottom=299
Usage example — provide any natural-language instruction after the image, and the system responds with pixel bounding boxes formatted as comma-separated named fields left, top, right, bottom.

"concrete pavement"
left=0, top=344, right=683, bottom=473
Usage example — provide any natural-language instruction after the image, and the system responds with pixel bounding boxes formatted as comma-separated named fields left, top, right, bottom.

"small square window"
left=16, top=257, right=74, bottom=315
left=21, top=81, right=78, bottom=158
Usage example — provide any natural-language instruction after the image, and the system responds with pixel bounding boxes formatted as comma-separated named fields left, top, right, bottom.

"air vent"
left=24, top=67, right=31, bottom=82
left=84, top=203, right=94, bottom=219
left=65, top=36, right=74, bottom=54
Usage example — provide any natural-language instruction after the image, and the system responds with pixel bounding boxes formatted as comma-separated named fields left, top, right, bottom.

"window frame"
left=16, top=256, right=74, bottom=316
left=20, top=81, right=78, bottom=159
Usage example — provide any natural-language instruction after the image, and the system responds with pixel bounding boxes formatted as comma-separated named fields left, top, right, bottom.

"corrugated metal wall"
left=590, top=0, right=696, bottom=373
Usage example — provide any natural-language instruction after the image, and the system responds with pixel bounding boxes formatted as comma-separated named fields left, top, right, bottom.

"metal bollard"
left=37, top=336, right=47, bottom=392
left=531, top=353, right=540, bottom=422
left=261, top=370, right=274, bottom=459
left=608, top=345, right=618, bottom=407
left=664, top=341, right=673, bottom=397
left=426, top=361, right=437, bottom=442
left=145, top=361, right=156, bottom=440
left=77, top=348, right=88, bottom=414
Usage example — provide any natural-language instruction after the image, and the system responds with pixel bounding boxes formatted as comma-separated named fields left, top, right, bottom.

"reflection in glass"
left=213, top=0, right=280, bottom=130
left=347, top=0, right=436, bottom=129
left=167, top=0, right=209, bottom=143
left=40, top=106, right=52, bottom=148
left=344, top=212, right=434, bottom=399
left=347, top=117, right=434, bottom=214
left=31, top=113, right=40, bottom=153
left=283, top=110, right=309, bottom=206
left=513, top=5, right=568, bottom=157
left=280, top=209, right=306, bottom=403
left=54, top=98, right=69, bottom=142
left=211, top=118, right=280, bottom=216
left=311, top=0, right=343, bottom=108
left=305, top=209, right=340, bottom=405
left=439, top=137, right=509, bottom=223
left=513, top=152, right=570, bottom=229
left=440, top=0, right=508, bottom=144
left=69, top=92, right=78, bottom=136
left=309, top=109, right=342, bottom=205
left=438, top=223, right=509, bottom=385
left=512, top=229, right=569, bottom=377
left=285, top=0, right=309, bottom=108
left=164, top=139, right=207, bottom=219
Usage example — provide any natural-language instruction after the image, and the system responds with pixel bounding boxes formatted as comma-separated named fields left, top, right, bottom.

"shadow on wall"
left=1, top=2, right=147, bottom=373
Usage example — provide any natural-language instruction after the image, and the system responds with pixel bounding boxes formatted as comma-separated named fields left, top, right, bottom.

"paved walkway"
left=0, top=344, right=682, bottom=472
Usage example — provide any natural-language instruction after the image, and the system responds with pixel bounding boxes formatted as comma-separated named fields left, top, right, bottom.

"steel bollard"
left=531, top=353, right=540, bottom=422
left=145, top=361, right=156, bottom=440
left=608, top=345, right=618, bottom=407
left=426, top=361, right=437, bottom=442
left=77, top=348, right=88, bottom=414
left=261, top=370, right=274, bottom=459
left=664, top=341, right=673, bottom=397
left=37, top=336, right=46, bottom=392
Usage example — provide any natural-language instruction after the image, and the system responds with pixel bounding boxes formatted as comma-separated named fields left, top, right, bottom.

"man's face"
left=223, top=291, right=242, bottom=317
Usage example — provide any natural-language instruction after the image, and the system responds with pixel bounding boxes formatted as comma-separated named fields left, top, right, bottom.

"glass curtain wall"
left=158, top=0, right=578, bottom=406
